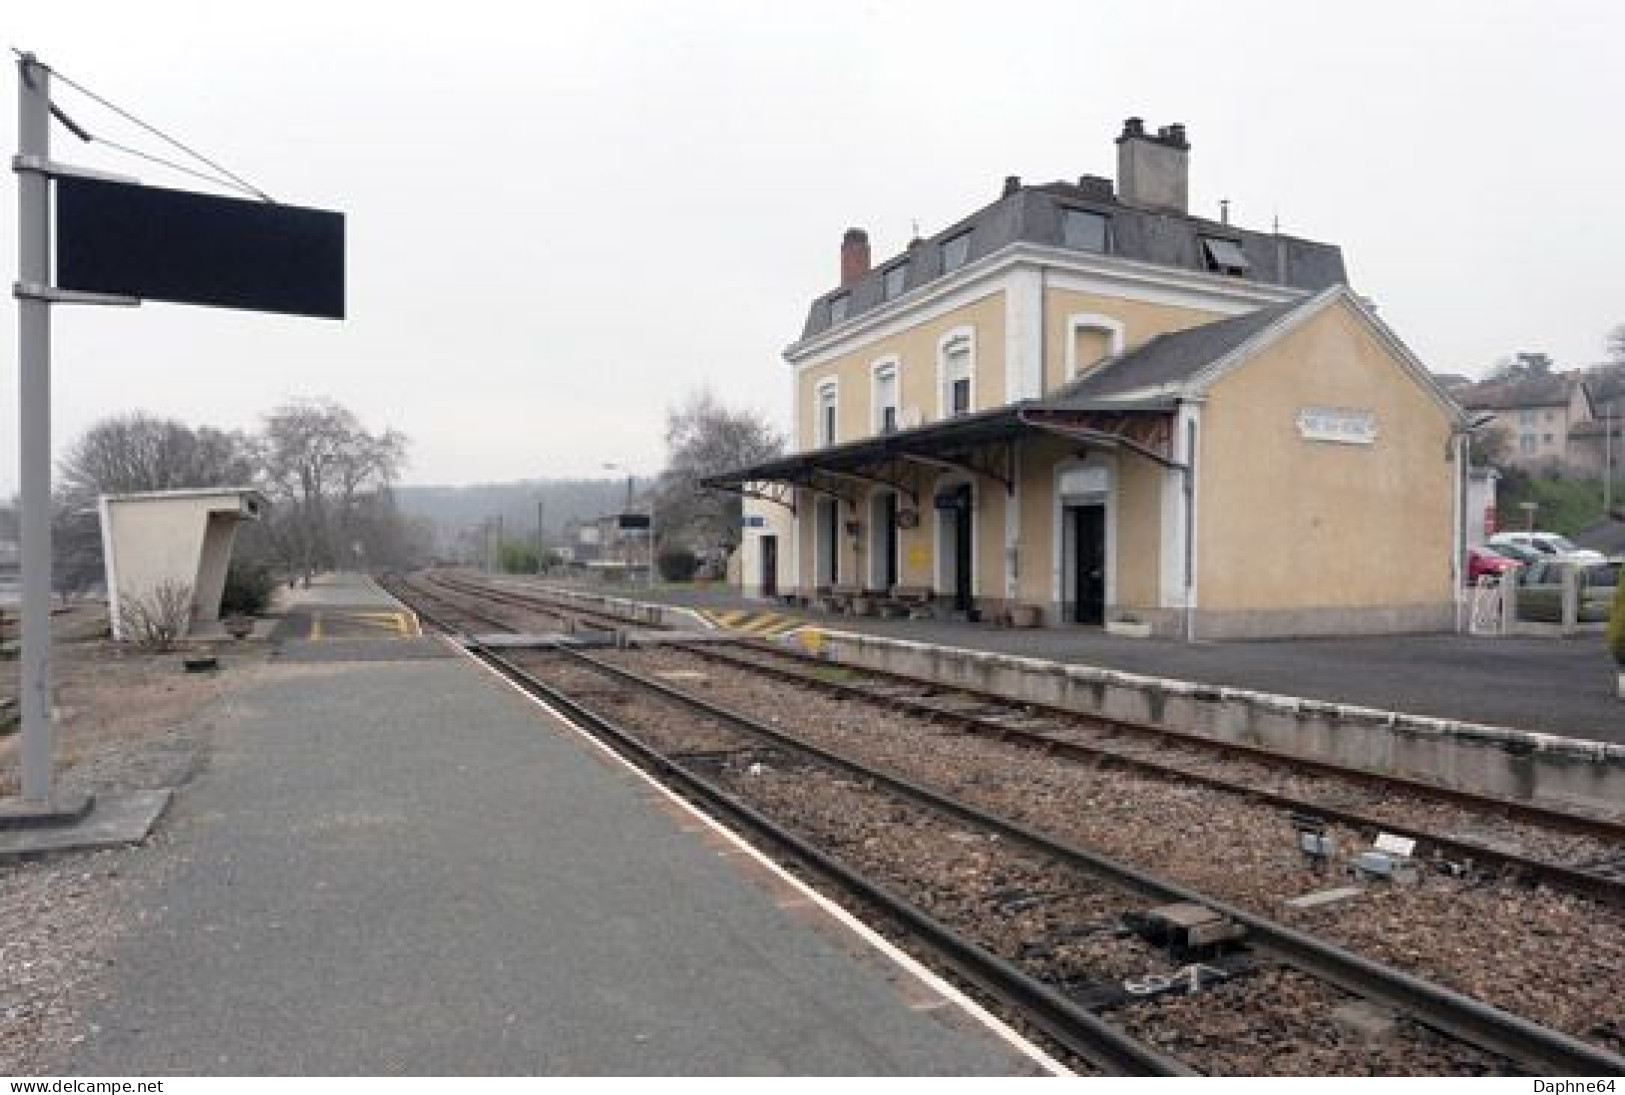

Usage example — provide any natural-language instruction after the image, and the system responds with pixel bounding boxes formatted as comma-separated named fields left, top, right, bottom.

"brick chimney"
left=840, top=228, right=871, bottom=287
left=1116, top=117, right=1190, bottom=215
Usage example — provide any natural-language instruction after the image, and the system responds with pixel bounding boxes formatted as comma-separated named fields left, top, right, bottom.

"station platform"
left=517, top=577, right=1625, bottom=746
left=69, top=573, right=1054, bottom=1076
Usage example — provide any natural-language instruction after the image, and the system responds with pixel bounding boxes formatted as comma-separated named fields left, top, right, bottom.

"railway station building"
left=708, top=119, right=1467, bottom=639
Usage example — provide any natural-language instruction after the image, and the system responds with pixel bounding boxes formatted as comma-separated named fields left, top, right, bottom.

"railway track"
left=407, top=570, right=1625, bottom=903
left=384, top=571, right=1625, bottom=1076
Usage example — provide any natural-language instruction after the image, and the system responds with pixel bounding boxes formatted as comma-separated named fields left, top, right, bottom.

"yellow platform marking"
left=305, top=609, right=418, bottom=641
left=698, top=608, right=805, bottom=638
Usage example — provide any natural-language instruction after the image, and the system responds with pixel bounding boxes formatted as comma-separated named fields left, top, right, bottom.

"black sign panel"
left=55, top=176, right=345, bottom=319
left=617, top=513, right=651, bottom=530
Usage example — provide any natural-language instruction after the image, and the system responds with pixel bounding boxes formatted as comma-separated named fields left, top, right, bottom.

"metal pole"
left=1605, top=410, right=1613, bottom=516
left=16, top=55, right=53, bottom=804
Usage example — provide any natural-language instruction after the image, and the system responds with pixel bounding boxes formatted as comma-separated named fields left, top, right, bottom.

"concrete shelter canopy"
left=99, top=487, right=267, bottom=640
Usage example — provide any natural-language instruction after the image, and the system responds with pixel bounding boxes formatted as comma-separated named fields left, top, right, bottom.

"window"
left=1200, top=236, right=1250, bottom=276
left=1542, top=433, right=1554, bottom=444
left=941, top=231, right=971, bottom=273
left=939, top=333, right=973, bottom=417
left=816, top=382, right=838, bottom=446
left=1519, top=410, right=1536, bottom=426
left=1063, top=314, right=1126, bottom=386
left=1520, top=434, right=1537, bottom=454
left=883, top=263, right=908, bottom=301
left=829, top=294, right=849, bottom=324
left=1062, top=209, right=1109, bottom=253
left=872, top=360, right=899, bottom=434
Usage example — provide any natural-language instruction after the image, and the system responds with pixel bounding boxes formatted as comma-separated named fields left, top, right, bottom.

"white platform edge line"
left=444, top=636, right=1070, bottom=1076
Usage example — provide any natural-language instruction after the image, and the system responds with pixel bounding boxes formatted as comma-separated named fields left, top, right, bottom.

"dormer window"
left=1062, top=209, right=1109, bottom=253
left=883, top=263, right=908, bottom=301
left=829, top=293, right=850, bottom=324
left=1200, top=237, right=1250, bottom=277
left=940, top=231, right=971, bottom=273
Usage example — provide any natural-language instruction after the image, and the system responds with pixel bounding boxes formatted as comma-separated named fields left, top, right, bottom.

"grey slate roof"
left=1454, top=373, right=1580, bottom=412
left=802, top=178, right=1347, bottom=341
left=1036, top=298, right=1306, bottom=407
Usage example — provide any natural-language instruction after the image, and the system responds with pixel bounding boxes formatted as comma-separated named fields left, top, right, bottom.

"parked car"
left=1466, top=544, right=1521, bottom=583
left=1515, top=558, right=1621, bottom=623
left=1489, top=531, right=1606, bottom=563
left=1484, top=539, right=1542, bottom=567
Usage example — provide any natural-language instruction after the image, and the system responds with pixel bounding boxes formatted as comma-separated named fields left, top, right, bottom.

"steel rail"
left=387, top=576, right=1195, bottom=1071
left=464, top=639, right=1193, bottom=1076
left=424, top=571, right=1625, bottom=845
left=553, top=642, right=1625, bottom=1077
left=678, top=642, right=1625, bottom=907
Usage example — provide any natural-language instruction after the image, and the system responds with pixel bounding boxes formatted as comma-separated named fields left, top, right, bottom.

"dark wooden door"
left=760, top=535, right=777, bottom=598
left=1072, top=505, right=1105, bottom=624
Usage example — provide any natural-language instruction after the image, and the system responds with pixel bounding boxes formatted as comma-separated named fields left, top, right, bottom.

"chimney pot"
left=1116, top=116, right=1190, bottom=215
left=1002, top=175, right=1021, bottom=197
left=840, top=227, right=871, bottom=287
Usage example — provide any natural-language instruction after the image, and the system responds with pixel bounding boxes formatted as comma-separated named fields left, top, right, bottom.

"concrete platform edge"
left=532, top=581, right=1625, bottom=815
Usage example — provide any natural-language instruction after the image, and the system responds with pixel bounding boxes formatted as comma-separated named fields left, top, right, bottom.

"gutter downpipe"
left=1183, top=414, right=1197, bottom=643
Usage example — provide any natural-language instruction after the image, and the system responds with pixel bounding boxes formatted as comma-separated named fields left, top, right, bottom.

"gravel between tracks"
left=577, top=645, right=1625, bottom=1058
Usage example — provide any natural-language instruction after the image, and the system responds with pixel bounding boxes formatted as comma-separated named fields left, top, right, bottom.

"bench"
left=887, top=585, right=936, bottom=619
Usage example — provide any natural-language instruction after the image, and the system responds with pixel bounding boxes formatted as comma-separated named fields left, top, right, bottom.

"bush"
left=221, top=561, right=276, bottom=616
left=657, top=547, right=698, bottom=582
left=1608, top=575, right=1625, bottom=667
left=119, top=580, right=194, bottom=650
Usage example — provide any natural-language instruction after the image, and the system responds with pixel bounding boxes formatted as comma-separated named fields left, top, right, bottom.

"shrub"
left=1607, top=573, right=1625, bottom=667
left=119, top=580, right=194, bottom=650
left=221, top=561, right=276, bottom=616
left=657, top=547, right=698, bottom=582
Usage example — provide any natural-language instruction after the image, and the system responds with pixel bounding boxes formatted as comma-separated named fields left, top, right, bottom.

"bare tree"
left=259, top=398, right=409, bottom=583
left=59, top=412, right=256, bottom=509
left=656, top=389, right=784, bottom=561
left=1488, top=352, right=1555, bottom=381
left=54, top=412, right=257, bottom=598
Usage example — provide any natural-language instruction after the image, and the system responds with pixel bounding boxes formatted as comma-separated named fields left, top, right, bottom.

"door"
left=953, top=499, right=973, bottom=612
left=935, top=484, right=974, bottom=613
left=879, top=493, right=899, bottom=591
left=1071, top=504, right=1105, bottom=624
left=760, top=535, right=777, bottom=598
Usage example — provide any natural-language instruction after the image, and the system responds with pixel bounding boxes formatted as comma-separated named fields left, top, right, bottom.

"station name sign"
left=55, top=176, right=345, bottom=320
left=1296, top=406, right=1377, bottom=446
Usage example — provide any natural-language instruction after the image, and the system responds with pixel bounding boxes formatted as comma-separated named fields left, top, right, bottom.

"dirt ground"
left=0, top=607, right=262, bottom=798
left=1, top=609, right=280, bottom=1074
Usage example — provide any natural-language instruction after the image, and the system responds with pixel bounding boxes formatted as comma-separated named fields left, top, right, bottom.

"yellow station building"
left=709, top=119, right=1467, bottom=639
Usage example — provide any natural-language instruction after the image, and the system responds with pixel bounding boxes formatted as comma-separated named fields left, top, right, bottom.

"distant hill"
left=394, top=479, right=644, bottom=542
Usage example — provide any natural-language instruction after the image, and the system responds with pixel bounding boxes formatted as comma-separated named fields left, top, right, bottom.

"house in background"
left=1453, top=369, right=1594, bottom=476
left=709, top=118, right=1466, bottom=639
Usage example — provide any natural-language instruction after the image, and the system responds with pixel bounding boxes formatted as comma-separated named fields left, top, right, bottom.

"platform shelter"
left=99, top=488, right=267, bottom=640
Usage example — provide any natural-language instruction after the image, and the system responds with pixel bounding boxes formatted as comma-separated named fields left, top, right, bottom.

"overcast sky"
left=4, top=1, right=1622, bottom=496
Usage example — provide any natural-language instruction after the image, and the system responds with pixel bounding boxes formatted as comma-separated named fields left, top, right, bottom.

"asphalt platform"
left=68, top=574, right=1051, bottom=1076
left=541, top=580, right=1624, bottom=746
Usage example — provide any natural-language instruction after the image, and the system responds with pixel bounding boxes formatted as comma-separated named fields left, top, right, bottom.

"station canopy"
left=701, top=395, right=1181, bottom=514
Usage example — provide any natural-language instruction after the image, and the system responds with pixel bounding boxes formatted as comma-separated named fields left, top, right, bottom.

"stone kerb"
left=789, top=628, right=1625, bottom=814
